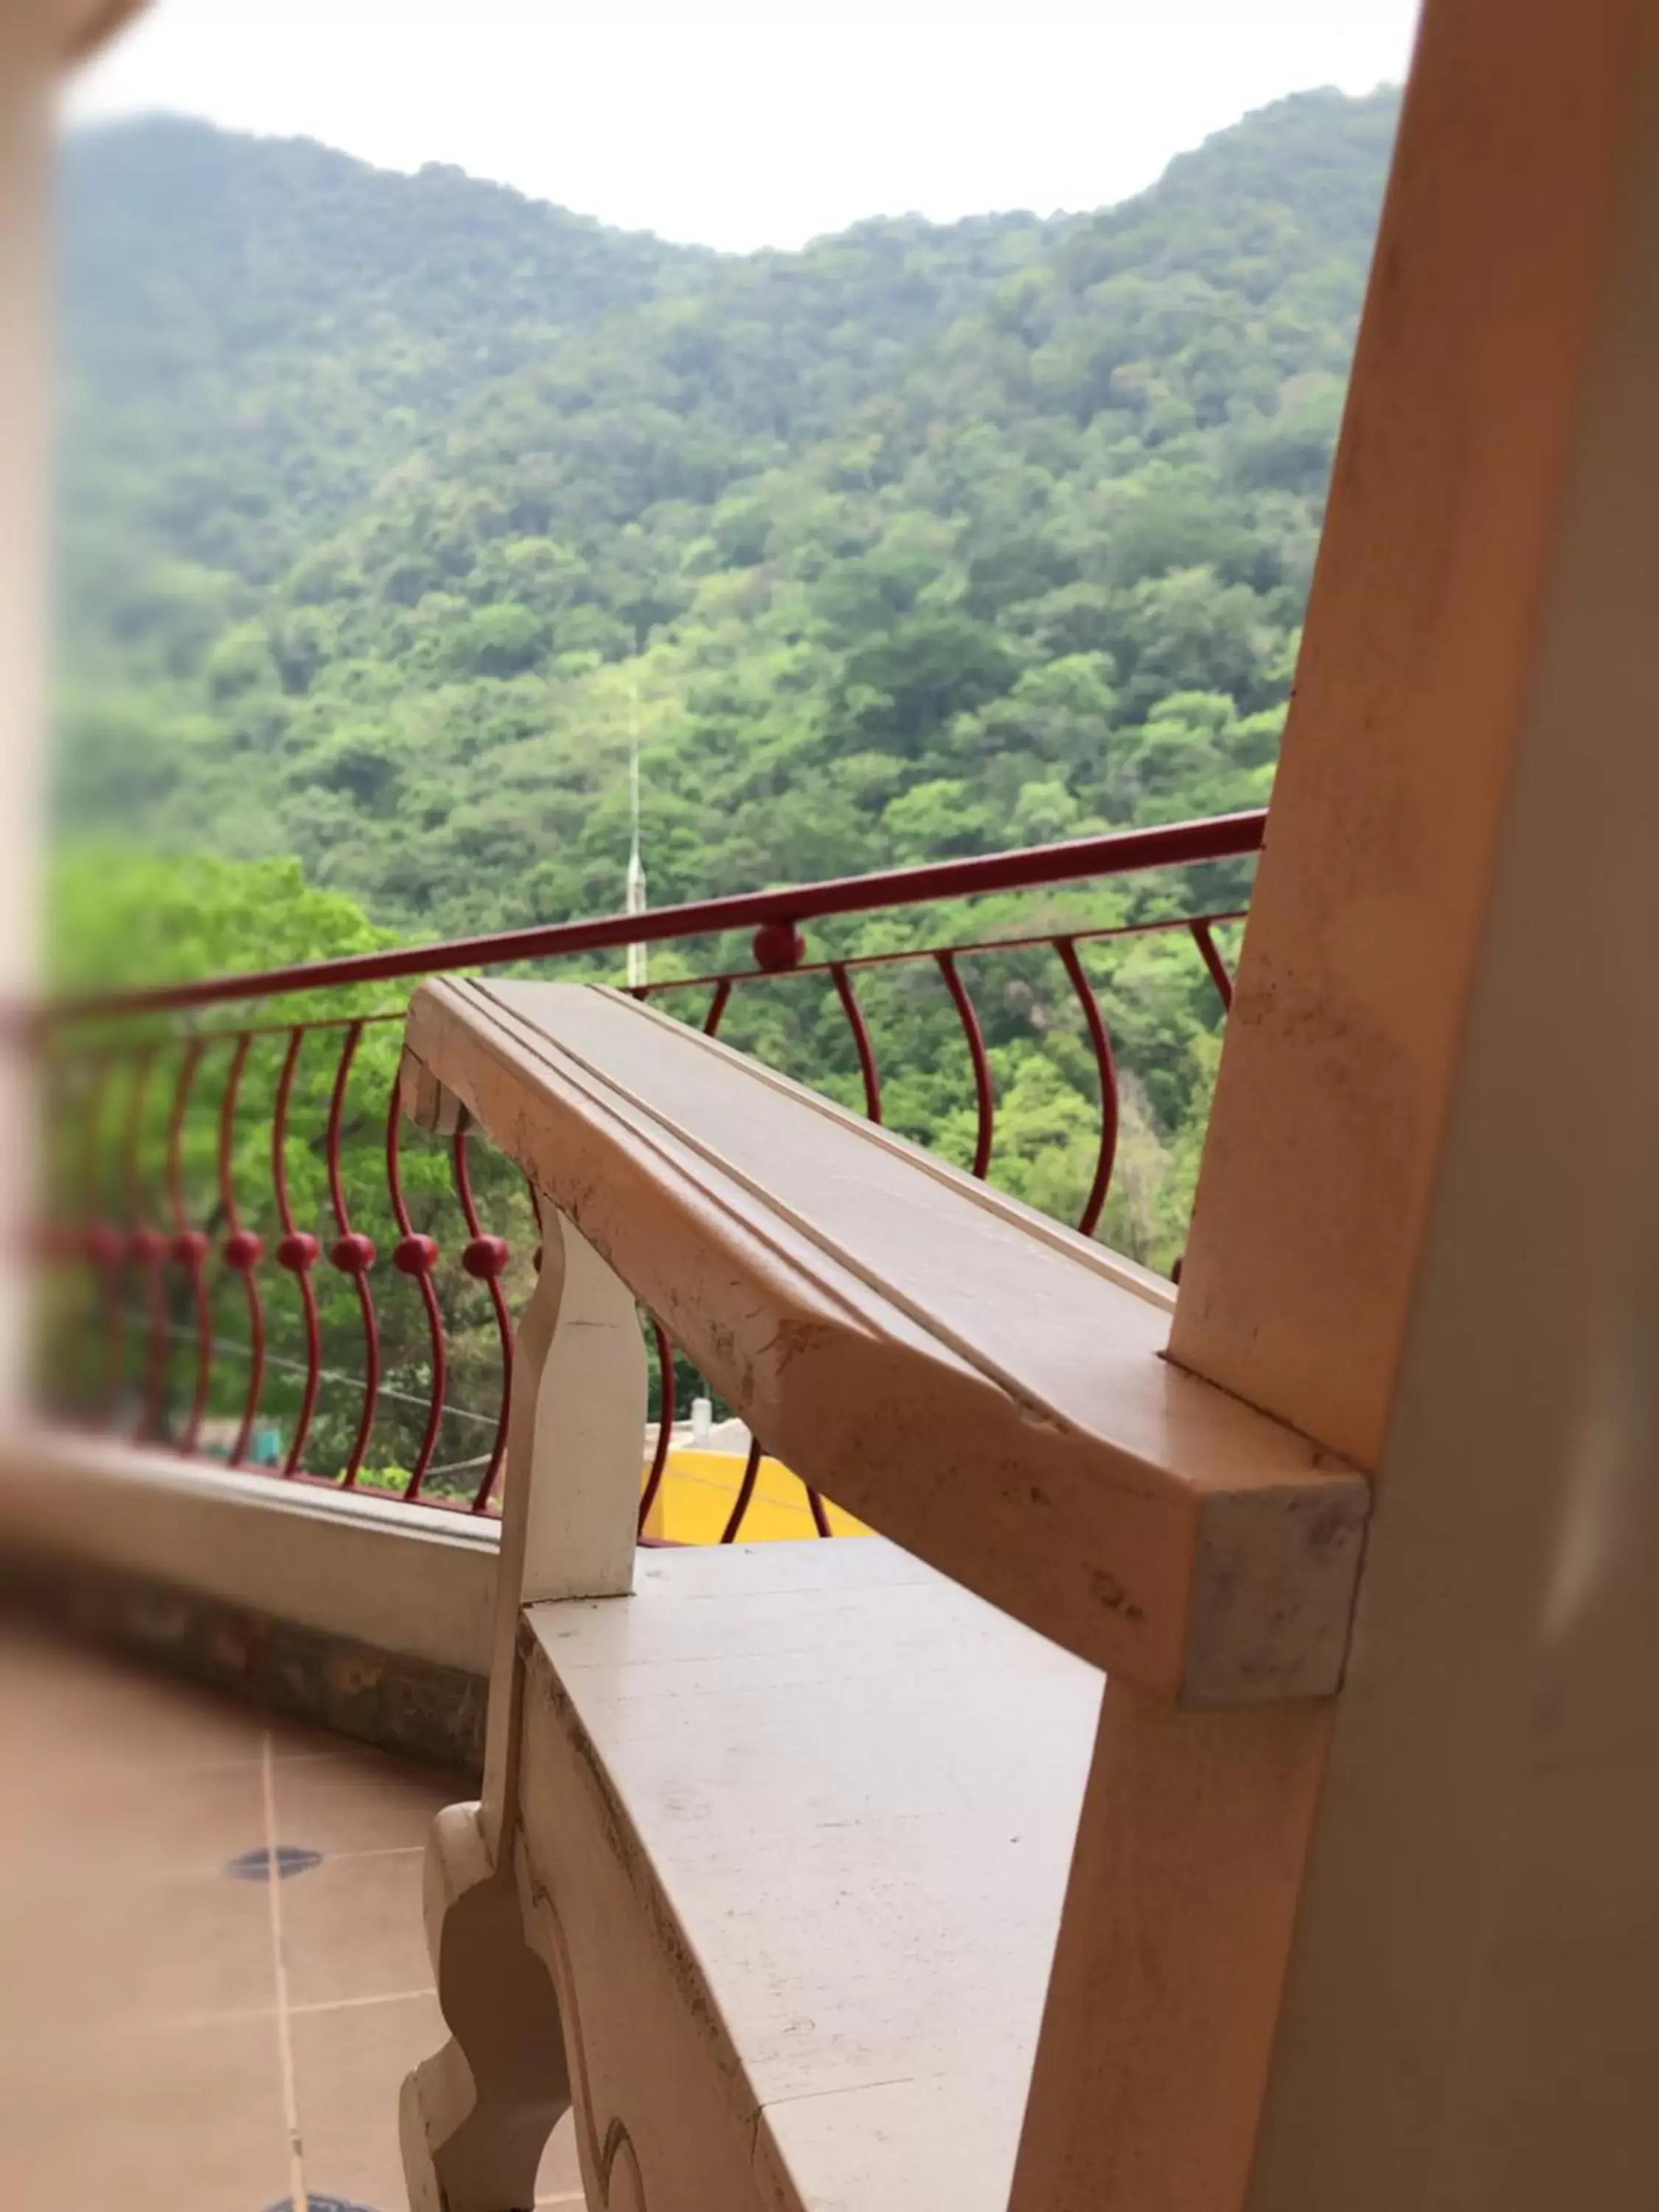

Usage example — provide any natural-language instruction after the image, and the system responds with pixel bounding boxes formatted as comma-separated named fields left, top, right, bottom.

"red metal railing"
left=32, top=808, right=1262, bottom=1533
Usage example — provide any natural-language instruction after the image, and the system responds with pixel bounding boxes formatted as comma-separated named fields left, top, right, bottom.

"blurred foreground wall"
left=0, top=5, right=58, bottom=1423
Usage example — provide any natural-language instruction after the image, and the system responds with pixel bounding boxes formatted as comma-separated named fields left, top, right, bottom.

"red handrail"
left=41, top=808, right=1266, bottom=1026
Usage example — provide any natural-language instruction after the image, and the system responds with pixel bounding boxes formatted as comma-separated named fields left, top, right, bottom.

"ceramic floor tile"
left=292, top=1989, right=446, bottom=2211
left=0, top=1865, right=277, bottom=2028
left=280, top=1846, right=433, bottom=2008
left=271, top=1743, right=461, bottom=1856
left=292, top=1995, right=585, bottom=2212
left=0, top=1751, right=268, bottom=1877
left=0, top=1631, right=267, bottom=1775
left=0, top=1630, right=501, bottom=2208
left=0, top=2012, right=291, bottom=2211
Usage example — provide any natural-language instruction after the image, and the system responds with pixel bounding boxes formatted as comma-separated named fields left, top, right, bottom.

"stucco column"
left=0, top=4, right=60, bottom=1423
left=1171, top=4, right=1659, bottom=2208
left=1018, top=5, right=1659, bottom=2208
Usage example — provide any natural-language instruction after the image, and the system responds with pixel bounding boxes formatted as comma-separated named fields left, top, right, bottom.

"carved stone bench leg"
left=386, top=1138, right=648, bottom=2212
left=401, top=1802, right=571, bottom=2212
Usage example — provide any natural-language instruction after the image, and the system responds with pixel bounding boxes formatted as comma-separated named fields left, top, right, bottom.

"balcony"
left=15, top=806, right=1256, bottom=1619
left=10, top=0, right=1659, bottom=2197
left=2, top=809, right=1263, bottom=2208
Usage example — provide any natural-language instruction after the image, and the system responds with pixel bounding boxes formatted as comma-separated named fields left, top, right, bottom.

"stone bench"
left=395, top=980, right=1366, bottom=2212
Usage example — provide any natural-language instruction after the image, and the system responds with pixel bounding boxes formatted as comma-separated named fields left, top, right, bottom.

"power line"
left=109, top=1308, right=501, bottom=1427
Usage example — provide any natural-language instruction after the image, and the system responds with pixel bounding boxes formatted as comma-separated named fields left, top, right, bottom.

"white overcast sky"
left=69, top=0, right=1422, bottom=253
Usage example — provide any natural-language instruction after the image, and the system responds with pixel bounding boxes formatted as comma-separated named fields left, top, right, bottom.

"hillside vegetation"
left=55, top=87, right=1397, bottom=1276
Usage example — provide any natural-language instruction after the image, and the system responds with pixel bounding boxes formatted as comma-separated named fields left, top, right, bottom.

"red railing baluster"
left=638, top=1317, right=675, bottom=1534
left=77, top=1054, right=122, bottom=1425
left=452, top=1111, right=512, bottom=1513
left=703, top=976, right=733, bottom=1037
left=720, top=1436, right=763, bottom=1544
left=324, top=1020, right=381, bottom=1490
left=936, top=950, right=995, bottom=1180
left=831, top=961, right=883, bottom=1123
left=121, top=1046, right=170, bottom=1441
left=271, top=1026, right=322, bottom=1477
left=1054, top=936, right=1121, bottom=1241
left=32, top=1047, right=66, bottom=1415
left=1190, top=917, right=1236, bottom=1009
left=219, top=1032, right=266, bottom=1469
left=164, top=1037, right=212, bottom=1453
left=386, top=1075, right=445, bottom=1501
left=98, top=1051, right=136, bottom=1425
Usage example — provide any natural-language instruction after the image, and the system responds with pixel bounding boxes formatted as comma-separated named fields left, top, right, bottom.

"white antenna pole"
left=625, top=682, right=647, bottom=989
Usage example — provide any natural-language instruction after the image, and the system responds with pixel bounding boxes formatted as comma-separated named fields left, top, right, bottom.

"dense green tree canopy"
left=52, top=86, right=1397, bottom=1294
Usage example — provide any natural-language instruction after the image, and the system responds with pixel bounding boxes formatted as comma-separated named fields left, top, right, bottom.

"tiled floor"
left=0, top=1618, right=583, bottom=2211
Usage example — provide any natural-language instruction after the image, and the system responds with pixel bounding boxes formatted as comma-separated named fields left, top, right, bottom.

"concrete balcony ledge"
left=0, top=1428, right=498, bottom=1770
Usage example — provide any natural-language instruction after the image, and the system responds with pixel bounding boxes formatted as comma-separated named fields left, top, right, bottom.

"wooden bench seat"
left=518, top=1539, right=1102, bottom=2212
left=394, top=979, right=1369, bottom=2212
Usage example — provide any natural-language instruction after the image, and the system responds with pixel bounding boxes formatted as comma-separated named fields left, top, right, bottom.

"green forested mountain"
left=54, top=86, right=1397, bottom=1273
